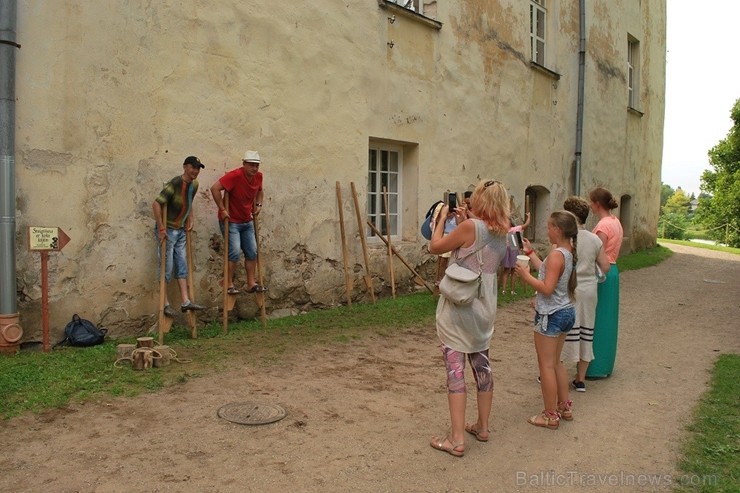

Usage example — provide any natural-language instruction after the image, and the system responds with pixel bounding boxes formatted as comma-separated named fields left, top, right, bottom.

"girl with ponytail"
left=514, top=211, right=579, bottom=429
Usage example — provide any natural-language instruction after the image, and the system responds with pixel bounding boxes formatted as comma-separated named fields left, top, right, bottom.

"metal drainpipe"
left=574, top=0, right=586, bottom=196
left=0, top=0, right=23, bottom=353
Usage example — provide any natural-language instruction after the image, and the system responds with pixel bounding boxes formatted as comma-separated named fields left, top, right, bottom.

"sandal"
left=464, top=424, right=490, bottom=442
left=557, top=400, right=573, bottom=421
left=227, top=286, right=240, bottom=295
left=246, top=284, right=267, bottom=293
left=527, top=410, right=560, bottom=429
left=430, top=435, right=464, bottom=457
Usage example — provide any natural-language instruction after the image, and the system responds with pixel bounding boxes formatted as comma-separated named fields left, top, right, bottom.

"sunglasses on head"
left=484, top=180, right=501, bottom=188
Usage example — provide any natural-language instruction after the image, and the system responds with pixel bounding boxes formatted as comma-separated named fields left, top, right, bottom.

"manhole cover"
left=217, top=402, right=287, bottom=425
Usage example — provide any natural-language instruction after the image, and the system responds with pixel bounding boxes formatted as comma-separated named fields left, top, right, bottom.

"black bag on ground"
left=55, top=314, right=107, bottom=347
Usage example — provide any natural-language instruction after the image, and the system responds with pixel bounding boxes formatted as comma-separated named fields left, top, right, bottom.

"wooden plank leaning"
left=350, top=182, right=375, bottom=303
left=382, top=186, right=396, bottom=298
left=366, top=220, right=434, bottom=294
left=336, top=182, right=352, bottom=306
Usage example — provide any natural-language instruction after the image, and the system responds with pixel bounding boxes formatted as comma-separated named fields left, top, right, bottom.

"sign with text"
left=28, top=227, right=71, bottom=251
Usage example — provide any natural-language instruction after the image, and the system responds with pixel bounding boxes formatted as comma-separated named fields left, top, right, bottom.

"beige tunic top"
left=435, top=219, right=507, bottom=353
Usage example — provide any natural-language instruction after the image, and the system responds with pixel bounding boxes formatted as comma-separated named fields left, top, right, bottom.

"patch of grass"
left=674, top=354, right=740, bottom=493
left=659, top=238, right=740, bottom=256
left=617, top=244, right=673, bottom=272
left=0, top=247, right=667, bottom=419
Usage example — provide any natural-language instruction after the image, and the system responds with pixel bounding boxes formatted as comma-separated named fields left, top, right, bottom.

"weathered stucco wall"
left=11, top=0, right=665, bottom=341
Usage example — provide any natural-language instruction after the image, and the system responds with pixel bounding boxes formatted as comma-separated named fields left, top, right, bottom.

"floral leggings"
left=441, top=345, right=493, bottom=394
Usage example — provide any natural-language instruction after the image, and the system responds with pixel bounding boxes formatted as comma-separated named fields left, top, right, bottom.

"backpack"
left=55, top=314, right=108, bottom=348
left=420, top=200, right=444, bottom=240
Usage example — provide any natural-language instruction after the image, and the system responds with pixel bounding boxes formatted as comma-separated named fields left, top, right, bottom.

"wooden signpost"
left=28, top=226, right=71, bottom=352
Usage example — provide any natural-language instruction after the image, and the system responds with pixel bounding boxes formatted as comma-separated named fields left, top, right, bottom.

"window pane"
left=389, top=173, right=398, bottom=193
left=536, top=11, right=545, bottom=38
left=390, top=215, right=398, bottom=236
left=536, top=41, right=545, bottom=64
left=530, top=6, right=534, bottom=34
left=389, top=151, right=398, bottom=172
left=389, top=194, right=398, bottom=213
left=380, top=150, right=389, bottom=172
left=368, top=149, right=376, bottom=171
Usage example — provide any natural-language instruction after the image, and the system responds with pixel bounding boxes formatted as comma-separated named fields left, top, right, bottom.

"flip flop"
left=464, top=424, right=490, bottom=442
left=227, top=286, right=240, bottom=295
left=430, top=435, right=464, bottom=457
left=246, top=284, right=267, bottom=293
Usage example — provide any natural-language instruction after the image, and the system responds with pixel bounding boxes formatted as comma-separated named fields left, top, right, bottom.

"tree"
left=662, top=188, right=691, bottom=216
left=659, top=183, right=675, bottom=214
left=659, top=189, right=691, bottom=239
left=696, top=98, right=740, bottom=247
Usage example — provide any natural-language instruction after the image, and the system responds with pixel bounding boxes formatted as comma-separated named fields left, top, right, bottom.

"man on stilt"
left=210, top=150, right=267, bottom=294
left=152, top=156, right=206, bottom=317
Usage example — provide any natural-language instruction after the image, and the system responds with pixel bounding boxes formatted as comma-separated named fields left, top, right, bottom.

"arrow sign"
left=28, top=226, right=71, bottom=252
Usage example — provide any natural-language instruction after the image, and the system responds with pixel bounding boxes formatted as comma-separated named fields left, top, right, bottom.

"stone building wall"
left=11, top=0, right=666, bottom=340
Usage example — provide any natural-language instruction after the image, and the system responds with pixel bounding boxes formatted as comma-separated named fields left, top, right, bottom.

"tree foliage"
left=696, top=98, right=740, bottom=247
left=663, top=188, right=691, bottom=216
left=660, top=183, right=675, bottom=213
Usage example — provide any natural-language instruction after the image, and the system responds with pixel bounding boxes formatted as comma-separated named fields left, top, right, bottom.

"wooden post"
left=367, top=221, right=435, bottom=293
left=350, top=182, right=375, bottom=303
left=186, top=228, right=197, bottom=339
left=336, top=182, right=352, bottom=306
left=253, top=215, right=267, bottom=327
left=383, top=186, right=396, bottom=298
left=41, top=251, right=49, bottom=352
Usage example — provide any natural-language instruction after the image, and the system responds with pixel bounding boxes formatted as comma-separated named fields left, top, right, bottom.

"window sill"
left=529, top=61, right=561, bottom=81
left=627, top=106, right=644, bottom=117
left=378, top=0, right=443, bottom=30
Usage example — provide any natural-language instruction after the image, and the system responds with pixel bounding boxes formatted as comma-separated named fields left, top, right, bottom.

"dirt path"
left=2, top=243, right=739, bottom=493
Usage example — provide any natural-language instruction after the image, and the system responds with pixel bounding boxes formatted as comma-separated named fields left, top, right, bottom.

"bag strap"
left=452, top=220, right=495, bottom=269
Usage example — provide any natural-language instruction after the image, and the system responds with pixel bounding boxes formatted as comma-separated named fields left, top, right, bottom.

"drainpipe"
left=0, top=0, right=23, bottom=353
left=574, top=0, right=586, bottom=196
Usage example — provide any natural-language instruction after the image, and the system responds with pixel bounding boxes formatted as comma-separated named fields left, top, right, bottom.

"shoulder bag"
left=438, top=227, right=496, bottom=305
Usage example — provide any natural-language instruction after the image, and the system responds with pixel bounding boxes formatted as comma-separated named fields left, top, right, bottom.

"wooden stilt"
left=336, top=182, right=352, bottom=306
left=185, top=228, right=197, bottom=339
left=253, top=215, right=267, bottom=328
left=350, top=182, right=375, bottom=303
left=222, top=193, right=233, bottom=334
left=158, top=203, right=173, bottom=345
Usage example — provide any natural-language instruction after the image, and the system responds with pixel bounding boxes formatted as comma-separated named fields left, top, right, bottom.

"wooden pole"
left=383, top=186, right=396, bottom=298
left=185, top=228, right=197, bottom=339
left=41, top=251, right=49, bottom=352
left=222, top=193, right=231, bottom=334
left=253, top=215, right=267, bottom=328
left=350, top=182, right=375, bottom=303
left=336, top=182, right=352, bottom=306
left=158, top=202, right=168, bottom=345
left=367, top=221, right=435, bottom=293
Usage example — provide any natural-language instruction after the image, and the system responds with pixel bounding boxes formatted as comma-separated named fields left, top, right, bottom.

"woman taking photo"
left=428, top=180, right=509, bottom=457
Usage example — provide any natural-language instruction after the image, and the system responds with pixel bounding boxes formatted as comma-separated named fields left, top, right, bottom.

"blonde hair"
left=470, top=180, right=510, bottom=235
left=549, top=210, right=579, bottom=300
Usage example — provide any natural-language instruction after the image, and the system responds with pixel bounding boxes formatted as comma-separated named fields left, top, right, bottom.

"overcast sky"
left=661, top=0, right=740, bottom=197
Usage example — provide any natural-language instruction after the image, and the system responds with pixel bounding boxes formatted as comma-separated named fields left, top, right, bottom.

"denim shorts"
left=534, top=307, right=576, bottom=338
left=154, top=225, right=188, bottom=282
left=219, top=221, right=257, bottom=262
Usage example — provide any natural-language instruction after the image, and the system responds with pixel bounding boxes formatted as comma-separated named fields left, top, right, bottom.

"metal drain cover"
left=217, top=402, right=287, bottom=425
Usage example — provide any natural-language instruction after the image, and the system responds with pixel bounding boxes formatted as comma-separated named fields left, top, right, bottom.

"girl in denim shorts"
left=514, top=211, right=579, bottom=429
